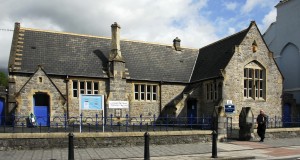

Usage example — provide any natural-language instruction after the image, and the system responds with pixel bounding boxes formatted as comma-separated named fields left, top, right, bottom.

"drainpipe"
left=66, top=75, right=69, bottom=119
left=159, top=81, right=163, bottom=115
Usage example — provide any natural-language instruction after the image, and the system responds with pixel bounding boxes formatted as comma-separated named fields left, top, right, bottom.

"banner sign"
left=109, top=101, right=129, bottom=109
left=80, top=95, right=104, bottom=110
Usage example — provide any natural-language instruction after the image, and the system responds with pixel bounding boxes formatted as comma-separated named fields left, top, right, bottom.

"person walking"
left=256, top=110, right=267, bottom=142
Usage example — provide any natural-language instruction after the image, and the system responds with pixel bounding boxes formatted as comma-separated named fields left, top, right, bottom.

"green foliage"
left=0, top=72, right=8, bottom=87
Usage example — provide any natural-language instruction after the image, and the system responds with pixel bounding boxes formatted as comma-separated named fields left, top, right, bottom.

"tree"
left=0, top=72, right=8, bottom=87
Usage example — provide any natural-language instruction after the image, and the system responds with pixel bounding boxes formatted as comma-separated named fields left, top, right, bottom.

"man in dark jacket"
left=256, top=110, right=267, bottom=142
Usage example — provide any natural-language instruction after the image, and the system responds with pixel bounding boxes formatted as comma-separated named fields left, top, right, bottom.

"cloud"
left=224, top=2, right=238, bottom=11
left=241, top=0, right=278, bottom=14
left=261, top=9, right=277, bottom=33
left=241, top=0, right=262, bottom=13
left=0, top=0, right=279, bottom=70
left=0, top=0, right=217, bottom=69
left=228, top=27, right=236, bottom=35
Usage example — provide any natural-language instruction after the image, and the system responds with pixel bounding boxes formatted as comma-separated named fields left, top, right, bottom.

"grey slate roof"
left=190, top=27, right=249, bottom=82
left=10, top=22, right=254, bottom=83
left=15, top=29, right=199, bottom=83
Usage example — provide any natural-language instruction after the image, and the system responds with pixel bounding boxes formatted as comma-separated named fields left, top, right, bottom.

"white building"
left=263, top=0, right=300, bottom=118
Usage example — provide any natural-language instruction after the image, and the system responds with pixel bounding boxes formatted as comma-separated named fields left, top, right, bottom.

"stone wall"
left=0, top=131, right=211, bottom=151
left=68, top=78, right=107, bottom=118
left=15, top=68, right=65, bottom=120
left=0, top=128, right=299, bottom=151
left=160, top=84, right=186, bottom=117
left=128, top=81, right=160, bottom=118
left=222, top=24, right=283, bottom=126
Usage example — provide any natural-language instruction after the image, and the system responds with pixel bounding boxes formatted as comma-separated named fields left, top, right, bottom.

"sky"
left=0, top=0, right=279, bottom=70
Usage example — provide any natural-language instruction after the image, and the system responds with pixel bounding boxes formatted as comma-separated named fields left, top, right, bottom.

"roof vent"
left=173, top=37, right=181, bottom=51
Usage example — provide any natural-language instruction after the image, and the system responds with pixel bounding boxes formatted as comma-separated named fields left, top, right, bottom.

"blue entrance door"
left=283, top=103, right=291, bottom=127
left=187, top=100, right=197, bottom=124
left=33, top=93, right=50, bottom=126
left=0, top=98, right=4, bottom=125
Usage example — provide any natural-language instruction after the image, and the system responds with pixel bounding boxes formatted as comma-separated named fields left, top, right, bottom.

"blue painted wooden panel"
left=0, top=98, right=4, bottom=125
left=34, top=106, right=49, bottom=126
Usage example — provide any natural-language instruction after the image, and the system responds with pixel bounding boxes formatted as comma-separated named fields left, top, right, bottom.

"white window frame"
left=72, top=80, right=100, bottom=97
left=134, top=84, right=158, bottom=101
left=244, top=67, right=265, bottom=100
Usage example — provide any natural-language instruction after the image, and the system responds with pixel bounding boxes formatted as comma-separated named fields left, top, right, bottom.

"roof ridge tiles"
left=199, top=28, right=249, bottom=50
left=21, top=27, right=199, bottom=50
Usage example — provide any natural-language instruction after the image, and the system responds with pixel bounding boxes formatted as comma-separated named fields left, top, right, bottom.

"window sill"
left=243, top=98, right=266, bottom=102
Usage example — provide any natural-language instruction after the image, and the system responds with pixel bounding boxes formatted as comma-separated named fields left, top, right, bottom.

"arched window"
left=244, top=61, right=265, bottom=100
left=279, top=43, right=300, bottom=89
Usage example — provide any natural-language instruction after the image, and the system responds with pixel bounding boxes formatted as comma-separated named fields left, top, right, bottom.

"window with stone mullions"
left=244, top=68, right=253, bottom=98
left=140, top=85, right=145, bottom=100
left=134, top=84, right=158, bottom=101
left=94, top=82, right=99, bottom=94
left=134, top=84, right=139, bottom=100
left=86, top=82, right=92, bottom=94
left=80, top=81, right=85, bottom=94
left=72, top=81, right=100, bottom=97
left=256, top=70, right=263, bottom=98
left=73, top=81, right=78, bottom=97
left=206, top=82, right=217, bottom=100
left=244, top=68, right=264, bottom=99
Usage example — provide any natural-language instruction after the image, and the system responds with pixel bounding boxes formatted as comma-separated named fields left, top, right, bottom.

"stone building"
left=263, top=0, right=300, bottom=118
left=7, top=21, right=283, bottom=126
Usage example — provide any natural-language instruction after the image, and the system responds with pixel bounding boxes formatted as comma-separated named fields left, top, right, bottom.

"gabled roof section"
left=11, top=25, right=199, bottom=83
left=190, top=23, right=252, bottom=82
left=16, top=66, right=66, bottom=101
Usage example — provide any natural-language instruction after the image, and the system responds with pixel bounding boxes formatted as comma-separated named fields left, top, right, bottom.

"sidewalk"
left=0, top=138, right=300, bottom=160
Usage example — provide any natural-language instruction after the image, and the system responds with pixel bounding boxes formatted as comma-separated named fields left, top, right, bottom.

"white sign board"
left=226, top=100, right=233, bottom=104
left=109, top=101, right=129, bottom=109
left=80, top=94, right=104, bottom=110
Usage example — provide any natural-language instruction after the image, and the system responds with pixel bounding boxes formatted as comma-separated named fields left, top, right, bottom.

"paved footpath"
left=1, top=138, right=300, bottom=160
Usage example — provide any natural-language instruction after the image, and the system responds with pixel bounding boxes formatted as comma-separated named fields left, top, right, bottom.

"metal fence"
left=266, top=115, right=300, bottom=128
left=0, top=114, right=212, bottom=133
left=1, top=114, right=300, bottom=133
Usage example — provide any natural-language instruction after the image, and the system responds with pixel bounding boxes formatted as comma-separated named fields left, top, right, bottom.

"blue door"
left=283, top=103, right=291, bottom=127
left=33, top=93, right=50, bottom=126
left=0, top=98, right=4, bottom=125
left=187, top=100, right=197, bottom=124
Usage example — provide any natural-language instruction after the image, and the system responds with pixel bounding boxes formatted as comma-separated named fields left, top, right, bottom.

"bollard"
left=68, top=132, right=74, bottom=160
left=211, top=130, right=218, bottom=158
left=144, top=132, right=150, bottom=160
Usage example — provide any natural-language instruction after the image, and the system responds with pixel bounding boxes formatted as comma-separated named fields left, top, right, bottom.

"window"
left=134, top=84, right=139, bottom=100
left=206, top=82, right=218, bottom=101
left=141, top=85, right=145, bottom=100
left=38, top=77, right=43, bottom=83
left=86, top=82, right=92, bottom=94
left=73, top=81, right=78, bottom=97
left=72, top=80, right=100, bottom=97
left=244, top=64, right=265, bottom=99
left=80, top=81, right=85, bottom=94
left=134, top=84, right=158, bottom=101
left=94, top=82, right=99, bottom=94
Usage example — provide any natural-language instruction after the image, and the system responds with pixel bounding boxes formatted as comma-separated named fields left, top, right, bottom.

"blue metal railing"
left=0, top=114, right=212, bottom=133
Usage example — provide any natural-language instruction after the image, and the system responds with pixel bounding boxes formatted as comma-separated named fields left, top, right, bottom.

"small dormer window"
left=252, top=40, right=258, bottom=52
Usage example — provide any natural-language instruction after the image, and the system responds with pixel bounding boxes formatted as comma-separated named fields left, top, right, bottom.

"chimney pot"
left=173, top=37, right=181, bottom=51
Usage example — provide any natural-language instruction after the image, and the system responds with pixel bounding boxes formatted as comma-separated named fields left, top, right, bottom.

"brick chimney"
left=110, top=22, right=124, bottom=62
left=173, top=37, right=181, bottom=51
